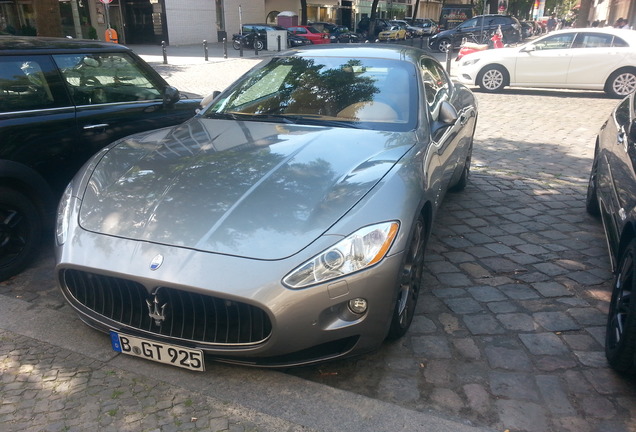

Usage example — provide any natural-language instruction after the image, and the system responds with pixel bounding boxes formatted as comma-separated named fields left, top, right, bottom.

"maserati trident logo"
left=146, top=292, right=167, bottom=326
left=150, top=254, right=164, bottom=271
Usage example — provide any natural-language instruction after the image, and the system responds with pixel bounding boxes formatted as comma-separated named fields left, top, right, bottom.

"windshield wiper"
left=204, top=112, right=362, bottom=129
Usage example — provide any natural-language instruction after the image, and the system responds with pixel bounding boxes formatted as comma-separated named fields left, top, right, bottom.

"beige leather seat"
left=336, top=101, right=398, bottom=121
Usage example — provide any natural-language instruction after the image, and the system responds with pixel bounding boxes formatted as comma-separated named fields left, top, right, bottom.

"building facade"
left=1, top=0, right=453, bottom=46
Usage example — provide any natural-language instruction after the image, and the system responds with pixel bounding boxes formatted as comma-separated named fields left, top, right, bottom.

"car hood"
left=79, top=118, right=414, bottom=260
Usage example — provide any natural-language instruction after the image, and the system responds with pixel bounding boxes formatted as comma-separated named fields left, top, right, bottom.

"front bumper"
left=56, top=229, right=404, bottom=367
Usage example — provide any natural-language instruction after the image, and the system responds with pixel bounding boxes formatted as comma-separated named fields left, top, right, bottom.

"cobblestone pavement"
left=0, top=330, right=279, bottom=432
left=2, top=44, right=636, bottom=432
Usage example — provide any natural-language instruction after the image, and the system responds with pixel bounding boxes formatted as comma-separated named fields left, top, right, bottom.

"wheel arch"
left=616, top=223, right=636, bottom=273
left=0, top=159, right=55, bottom=224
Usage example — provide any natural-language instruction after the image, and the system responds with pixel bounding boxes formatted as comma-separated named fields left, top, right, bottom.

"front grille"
left=62, top=269, right=272, bottom=345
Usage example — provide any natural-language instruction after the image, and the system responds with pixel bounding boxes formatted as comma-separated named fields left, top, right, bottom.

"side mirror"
left=199, top=90, right=220, bottom=109
left=438, top=101, right=458, bottom=125
left=520, top=45, right=536, bottom=53
left=431, top=101, right=459, bottom=140
left=163, top=86, right=180, bottom=106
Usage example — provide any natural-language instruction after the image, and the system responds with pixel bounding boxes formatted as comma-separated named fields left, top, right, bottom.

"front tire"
left=478, top=65, right=507, bottom=92
left=605, top=68, right=636, bottom=98
left=387, top=216, right=426, bottom=340
left=254, top=40, right=265, bottom=51
left=606, top=239, right=636, bottom=374
left=436, top=38, right=452, bottom=53
left=0, top=188, right=42, bottom=281
left=232, top=39, right=241, bottom=50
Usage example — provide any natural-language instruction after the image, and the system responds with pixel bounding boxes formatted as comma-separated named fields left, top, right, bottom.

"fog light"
left=348, top=298, right=368, bottom=314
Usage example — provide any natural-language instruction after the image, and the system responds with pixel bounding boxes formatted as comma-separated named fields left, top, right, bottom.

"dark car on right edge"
left=587, top=91, right=636, bottom=374
left=429, top=14, right=522, bottom=52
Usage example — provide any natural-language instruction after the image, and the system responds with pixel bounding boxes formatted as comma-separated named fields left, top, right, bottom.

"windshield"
left=203, top=56, right=417, bottom=132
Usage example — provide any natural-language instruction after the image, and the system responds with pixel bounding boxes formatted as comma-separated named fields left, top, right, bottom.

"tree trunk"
left=300, top=0, right=308, bottom=25
left=576, top=0, right=593, bottom=28
left=412, top=0, right=420, bottom=22
left=369, top=0, right=380, bottom=38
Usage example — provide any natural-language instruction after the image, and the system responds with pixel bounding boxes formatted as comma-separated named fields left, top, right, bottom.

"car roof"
left=0, top=36, right=131, bottom=54
left=284, top=44, right=431, bottom=64
left=548, top=27, right=636, bottom=41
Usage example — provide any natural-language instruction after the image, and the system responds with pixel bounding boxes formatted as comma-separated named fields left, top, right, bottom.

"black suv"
left=429, top=14, right=522, bottom=52
left=0, top=36, right=201, bottom=281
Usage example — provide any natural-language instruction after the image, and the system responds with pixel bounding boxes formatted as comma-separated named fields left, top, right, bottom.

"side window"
left=0, top=56, right=59, bottom=112
left=532, top=33, right=575, bottom=50
left=572, top=32, right=613, bottom=48
left=459, top=18, right=479, bottom=29
left=53, top=53, right=163, bottom=105
left=613, top=36, right=629, bottom=48
left=420, top=58, right=451, bottom=116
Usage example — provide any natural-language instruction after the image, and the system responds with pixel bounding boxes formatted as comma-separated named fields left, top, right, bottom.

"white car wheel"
left=606, top=69, right=636, bottom=98
left=478, top=66, right=506, bottom=92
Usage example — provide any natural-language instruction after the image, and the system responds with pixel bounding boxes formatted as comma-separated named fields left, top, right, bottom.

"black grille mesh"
left=62, top=269, right=272, bottom=345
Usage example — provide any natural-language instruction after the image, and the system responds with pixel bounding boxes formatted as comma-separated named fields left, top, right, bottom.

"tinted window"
left=0, top=56, right=63, bottom=112
left=53, top=53, right=162, bottom=105
left=459, top=18, right=481, bottom=29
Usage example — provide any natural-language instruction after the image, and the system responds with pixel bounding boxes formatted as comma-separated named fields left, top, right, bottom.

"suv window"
left=53, top=53, right=163, bottom=105
left=0, top=56, right=64, bottom=112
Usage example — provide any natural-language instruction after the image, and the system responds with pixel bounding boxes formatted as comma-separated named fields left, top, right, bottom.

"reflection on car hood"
left=79, top=118, right=414, bottom=259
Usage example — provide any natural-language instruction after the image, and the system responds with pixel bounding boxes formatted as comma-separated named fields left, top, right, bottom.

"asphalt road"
left=1, top=41, right=634, bottom=432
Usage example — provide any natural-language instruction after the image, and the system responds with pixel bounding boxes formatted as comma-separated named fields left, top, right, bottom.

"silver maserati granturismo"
left=55, top=45, right=477, bottom=369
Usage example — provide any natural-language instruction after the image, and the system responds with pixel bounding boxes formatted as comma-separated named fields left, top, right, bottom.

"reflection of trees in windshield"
left=214, top=57, right=380, bottom=117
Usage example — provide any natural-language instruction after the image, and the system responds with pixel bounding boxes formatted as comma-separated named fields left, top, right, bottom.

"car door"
left=420, top=58, right=468, bottom=190
left=0, top=54, right=77, bottom=194
left=52, top=51, right=198, bottom=174
left=598, top=96, right=636, bottom=253
left=567, top=32, right=626, bottom=87
left=514, top=32, right=575, bottom=85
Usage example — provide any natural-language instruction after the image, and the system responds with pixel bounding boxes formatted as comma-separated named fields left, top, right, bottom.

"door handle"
left=83, top=123, right=109, bottom=130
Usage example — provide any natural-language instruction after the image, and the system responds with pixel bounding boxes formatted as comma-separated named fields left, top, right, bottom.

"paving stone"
left=463, top=314, right=505, bottom=335
left=535, top=375, right=576, bottom=416
left=533, top=311, right=580, bottom=331
left=442, top=297, right=483, bottom=314
left=485, top=346, right=531, bottom=371
left=519, top=333, right=569, bottom=355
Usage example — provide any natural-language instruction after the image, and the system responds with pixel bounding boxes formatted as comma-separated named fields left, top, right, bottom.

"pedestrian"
left=547, top=14, right=557, bottom=32
left=614, top=18, right=629, bottom=29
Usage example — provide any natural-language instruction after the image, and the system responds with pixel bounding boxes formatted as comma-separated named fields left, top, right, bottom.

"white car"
left=456, top=27, right=636, bottom=98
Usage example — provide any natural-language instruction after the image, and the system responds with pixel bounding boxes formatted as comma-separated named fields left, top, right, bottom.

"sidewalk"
left=0, top=295, right=493, bottom=432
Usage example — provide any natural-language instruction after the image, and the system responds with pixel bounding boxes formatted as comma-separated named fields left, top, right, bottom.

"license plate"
left=110, top=331, right=205, bottom=372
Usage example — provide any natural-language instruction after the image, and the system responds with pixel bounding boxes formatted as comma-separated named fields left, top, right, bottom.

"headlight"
left=56, top=183, right=74, bottom=246
left=461, top=58, right=481, bottom=67
left=283, top=221, right=400, bottom=289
